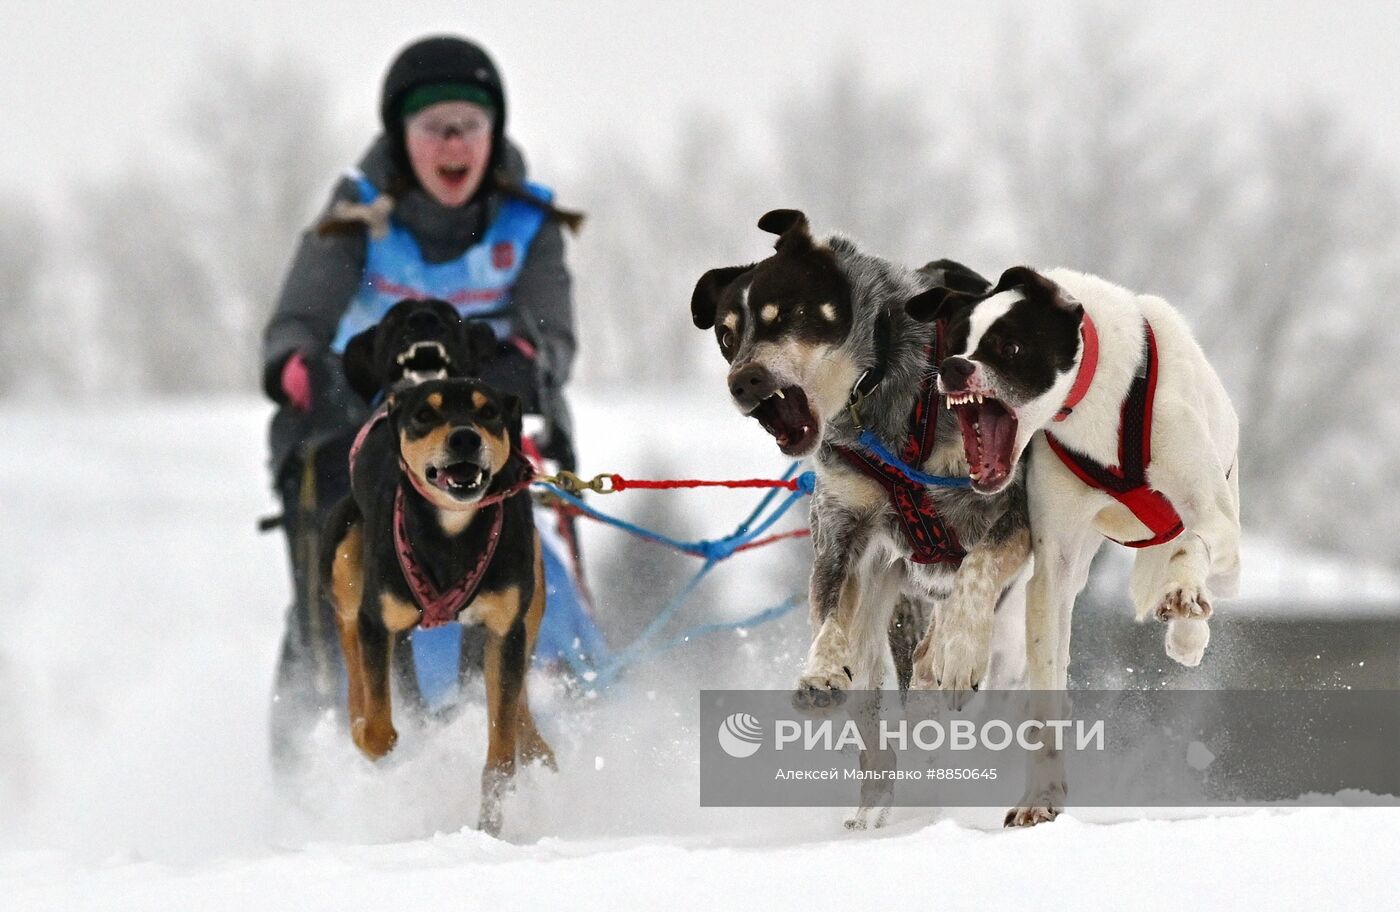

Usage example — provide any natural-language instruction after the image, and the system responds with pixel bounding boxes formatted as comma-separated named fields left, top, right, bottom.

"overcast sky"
left=3, top=0, right=1399, bottom=206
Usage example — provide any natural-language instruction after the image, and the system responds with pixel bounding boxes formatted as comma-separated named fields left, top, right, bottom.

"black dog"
left=341, top=298, right=499, bottom=402
left=321, top=378, right=554, bottom=836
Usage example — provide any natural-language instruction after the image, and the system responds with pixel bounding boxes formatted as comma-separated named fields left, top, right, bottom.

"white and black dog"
left=692, top=211, right=1033, bottom=826
left=908, top=266, right=1241, bottom=824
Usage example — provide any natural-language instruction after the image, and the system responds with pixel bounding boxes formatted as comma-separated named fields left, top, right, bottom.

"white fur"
left=1018, top=268, right=1240, bottom=663
left=963, top=290, right=1017, bottom=355
left=948, top=268, right=1242, bottom=821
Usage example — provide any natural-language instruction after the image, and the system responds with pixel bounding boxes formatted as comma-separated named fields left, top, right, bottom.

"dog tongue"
left=955, top=400, right=1016, bottom=489
left=979, top=403, right=1015, bottom=483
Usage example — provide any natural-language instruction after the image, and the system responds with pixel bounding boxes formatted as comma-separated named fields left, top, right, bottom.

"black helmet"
left=379, top=36, right=508, bottom=184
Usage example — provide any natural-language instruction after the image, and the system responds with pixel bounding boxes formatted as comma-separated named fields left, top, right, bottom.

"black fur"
left=321, top=379, right=533, bottom=623
left=908, top=266, right=1084, bottom=405
left=341, top=298, right=498, bottom=402
left=691, top=264, right=754, bottom=330
left=691, top=209, right=858, bottom=363
left=917, top=258, right=993, bottom=296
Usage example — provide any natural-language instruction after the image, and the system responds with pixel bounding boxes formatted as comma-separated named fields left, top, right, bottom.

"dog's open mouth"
left=749, top=385, right=819, bottom=456
left=946, top=391, right=1019, bottom=493
left=425, top=459, right=489, bottom=500
left=395, top=341, right=453, bottom=383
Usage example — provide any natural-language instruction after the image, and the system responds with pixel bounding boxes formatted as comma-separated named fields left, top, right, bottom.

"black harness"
left=834, top=320, right=966, bottom=566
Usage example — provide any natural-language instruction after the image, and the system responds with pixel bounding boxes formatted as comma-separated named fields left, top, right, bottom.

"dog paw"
left=1155, top=587, right=1212, bottom=667
left=478, top=799, right=503, bottom=838
left=1154, top=585, right=1212, bottom=622
left=910, top=627, right=987, bottom=707
left=793, top=665, right=852, bottom=713
left=478, top=766, right=515, bottom=838
left=844, top=802, right=892, bottom=831
left=351, top=717, right=398, bottom=760
left=1005, top=776, right=1066, bottom=828
left=520, top=739, right=558, bottom=772
left=1165, top=617, right=1211, bottom=667
left=1004, top=805, right=1060, bottom=828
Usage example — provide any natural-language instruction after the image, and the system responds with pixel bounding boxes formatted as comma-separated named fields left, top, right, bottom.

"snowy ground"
left=2, top=393, right=1399, bottom=910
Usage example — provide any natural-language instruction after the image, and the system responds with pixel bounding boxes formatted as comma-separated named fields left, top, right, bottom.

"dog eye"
left=477, top=403, right=499, bottom=421
left=720, top=329, right=736, bottom=351
left=1000, top=340, right=1022, bottom=359
left=414, top=406, right=437, bottom=424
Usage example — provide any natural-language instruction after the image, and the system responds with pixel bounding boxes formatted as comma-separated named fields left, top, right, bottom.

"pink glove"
left=280, top=351, right=312, bottom=413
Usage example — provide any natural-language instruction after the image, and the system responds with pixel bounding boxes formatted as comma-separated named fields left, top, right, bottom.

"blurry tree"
left=978, top=11, right=1238, bottom=303
left=1211, top=109, right=1400, bottom=559
left=0, top=196, right=47, bottom=395
left=82, top=52, right=344, bottom=394
left=569, top=64, right=977, bottom=388
left=770, top=58, right=979, bottom=265
left=975, top=9, right=1400, bottom=561
left=570, top=110, right=762, bottom=387
left=83, top=172, right=227, bottom=393
left=179, top=53, right=348, bottom=386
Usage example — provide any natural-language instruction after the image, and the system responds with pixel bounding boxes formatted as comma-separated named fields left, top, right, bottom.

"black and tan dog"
left=321, top=377, right=554, bottom=836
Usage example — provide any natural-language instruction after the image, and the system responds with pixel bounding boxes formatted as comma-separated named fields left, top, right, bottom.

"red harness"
left=348, top=406, right=535, bottom=627
left=392, top=487, right=504, bottom=628
left=833, top=331, right=966, bottom=566
left=1044, top=318, right=1183, bottom=548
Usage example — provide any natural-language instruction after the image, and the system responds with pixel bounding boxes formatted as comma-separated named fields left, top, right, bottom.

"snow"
left=8, top=808, right=1400, bottom=911
left=1234, top=536, right=1400, bottom=614
left=2, top=393, right=1399, bottom=910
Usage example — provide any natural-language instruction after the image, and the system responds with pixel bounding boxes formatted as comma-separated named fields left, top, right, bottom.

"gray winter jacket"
left=261, top=135, right=576, bottom=477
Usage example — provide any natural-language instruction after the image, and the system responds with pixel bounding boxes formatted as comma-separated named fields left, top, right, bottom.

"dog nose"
left=407, top=310, right=445, bottom=334
left=728, top=363, right=778, bottom=410
left=940, top=357, right=976, bottom=391
left=448, top=427, right=481, bottom=455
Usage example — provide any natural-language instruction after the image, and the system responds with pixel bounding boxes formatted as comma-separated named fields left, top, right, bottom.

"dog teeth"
left=947, top=391, right=995, bottom=406
left=774, top=389, right=786, bottom=400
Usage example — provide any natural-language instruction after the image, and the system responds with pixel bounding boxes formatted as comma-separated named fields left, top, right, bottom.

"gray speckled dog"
left=691, top=210, right=1032, bottom=826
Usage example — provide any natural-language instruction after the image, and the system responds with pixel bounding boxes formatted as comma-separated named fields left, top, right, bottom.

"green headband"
left=401, top=83, right=496, bottom=119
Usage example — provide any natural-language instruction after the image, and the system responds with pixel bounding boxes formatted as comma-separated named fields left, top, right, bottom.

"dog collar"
left=846, top=310, right=908, bottom=429
left=1054, top=312, right=1100, bottom=422
left=392, top=455, right=535, bottom=628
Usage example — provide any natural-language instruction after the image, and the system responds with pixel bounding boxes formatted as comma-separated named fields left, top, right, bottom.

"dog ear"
left=691, top=264, right=753, bottom=329
left=991, top=266, right=1079, bottom=312
left=502, top=392, right=524, bottom=446
left=906, top=286, right=979, bottom=323
left=461, top=320, right=500, bottom=372
left=757, top=208, right=812, bottom=252
left=341, top=328, right=382, bottom=402
left=918, top=259, right=992, bottom=295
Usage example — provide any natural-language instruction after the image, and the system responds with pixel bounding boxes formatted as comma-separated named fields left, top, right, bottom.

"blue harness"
left=330, top=172, right=553, bottom=352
